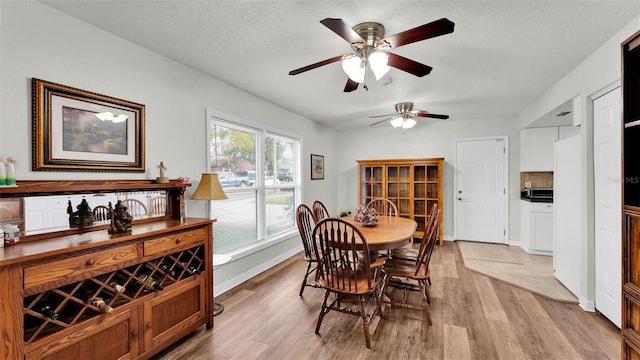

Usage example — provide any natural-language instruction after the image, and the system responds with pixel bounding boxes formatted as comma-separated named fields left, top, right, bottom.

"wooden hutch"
left=622, top=28, right=640, bottom=360
left=357, top=158, right=444, bottom=246
left=0, top=179, right=214, bottom=359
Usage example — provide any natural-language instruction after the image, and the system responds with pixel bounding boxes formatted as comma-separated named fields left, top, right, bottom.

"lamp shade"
left=390, top=117, right=404, bottom=128
left=341, top=54, right=365, bottom=83
left=403, top=118, right=417, bottom=129
left=190, top=173, right=228, bottom=200
left=368, top=51, right=390, bottom=80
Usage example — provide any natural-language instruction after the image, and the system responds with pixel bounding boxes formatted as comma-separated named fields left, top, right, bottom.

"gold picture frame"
left=32, top=78, right=145, bottom=172
left=311, top=154, right=324, bottom=180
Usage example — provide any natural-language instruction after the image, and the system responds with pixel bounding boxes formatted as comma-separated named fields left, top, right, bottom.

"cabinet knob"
left=458, top=198, right=463, bottom=201
left=146, top=322, right=152, bottom=329
left=131, top=329, right=138, bottom=337
left=175, top=238, right=182, bottom=244
left=86, top=259, right=95, bottom=266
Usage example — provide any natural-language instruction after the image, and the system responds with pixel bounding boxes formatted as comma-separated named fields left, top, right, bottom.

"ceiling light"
left=402, top=118, right=417, bottom=129
left=390, top=116, right=417, bottom=129
left=368, top=51, right=390, bottom=80
left=341, top=50, right=389, bottom=83
left=390, top=117, right=404, bottom=128
left=341, top=54, right=365, bottom=83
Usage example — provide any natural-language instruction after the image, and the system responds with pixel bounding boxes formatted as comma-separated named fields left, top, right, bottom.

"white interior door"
left=455, top=137, right=507, bottom=243
left=553, top=135, right=582, bottom=297
left=593, top=87, right=621, bottom=328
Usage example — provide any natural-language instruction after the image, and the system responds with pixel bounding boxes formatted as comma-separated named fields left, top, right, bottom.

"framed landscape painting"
left=311, top=154, right=324, bottom=180
left=32, top=78, right=145, bottom=172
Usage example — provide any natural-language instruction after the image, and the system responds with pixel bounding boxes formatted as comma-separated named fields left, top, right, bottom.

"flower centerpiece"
left=354, top=204, right=378, bottom=226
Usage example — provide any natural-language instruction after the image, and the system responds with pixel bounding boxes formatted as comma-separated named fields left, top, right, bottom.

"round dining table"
left=342, top=216, right=417, bottom=251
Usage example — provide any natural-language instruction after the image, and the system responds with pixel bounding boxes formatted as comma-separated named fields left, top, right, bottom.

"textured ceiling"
left=40, top=1, right=640, bottom=130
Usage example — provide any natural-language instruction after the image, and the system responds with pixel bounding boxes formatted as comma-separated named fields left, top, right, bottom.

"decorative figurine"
left=5, top=158, right=16, bottom=186
left=109, top=201, right=133, bottom=234
left=67, top=199, right=95, bottom=228
left=156, top=162, right=169, bottom=184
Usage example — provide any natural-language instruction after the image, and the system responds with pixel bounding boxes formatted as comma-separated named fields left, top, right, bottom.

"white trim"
left=579, top=296, right=595, bottom=312
left=214, top=240, right=302, bottom=296
left=590, top=80, right=621, bottom=101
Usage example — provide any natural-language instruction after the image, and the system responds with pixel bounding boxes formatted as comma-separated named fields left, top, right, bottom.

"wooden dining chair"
left=313, top=218, right=386, bottom=349
left=391, top=203, right=438, bottom=261
left=121, top=198, right=148, bottom=217
left=311, top=200, right=330, bottom=223
left=366, top=198, right=398, bottom=217
left=149, top=196, right=167, bottom=216
left=295, top=203, right=321, bottom=296
left=92, top=205, right=111, bottom=222
left=383, top=208, right=440, bottom=324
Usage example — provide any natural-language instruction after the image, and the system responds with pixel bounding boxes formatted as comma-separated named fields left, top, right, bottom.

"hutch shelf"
left=0, top=179, right=214, bottom=360
left=357, top=158, right=444, bottom=246
left=622, top=29, right=640, bottom=360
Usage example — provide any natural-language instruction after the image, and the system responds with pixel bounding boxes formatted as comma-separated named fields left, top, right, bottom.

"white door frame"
left=453, top=135, right=510, bottom=243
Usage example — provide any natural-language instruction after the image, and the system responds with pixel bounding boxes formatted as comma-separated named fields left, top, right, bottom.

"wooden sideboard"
left=0, top=180, right=214, bottom=359
left=357, top=158, right=444, bottom=245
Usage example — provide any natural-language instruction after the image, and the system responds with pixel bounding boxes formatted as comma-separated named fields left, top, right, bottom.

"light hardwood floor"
left=457, top=240, right=578, bottom=303
left=153, top=241, right=619, bottom=360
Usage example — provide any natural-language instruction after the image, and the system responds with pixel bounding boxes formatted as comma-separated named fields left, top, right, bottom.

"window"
left=206, top=111, right=300, bottom=254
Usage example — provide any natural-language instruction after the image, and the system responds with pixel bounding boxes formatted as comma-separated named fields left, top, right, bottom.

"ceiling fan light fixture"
left=390, top=117, right=405, bottom=128
left=369, top=51, right=390, bottom=80
left=403, top=118, right=417, bottom=129
left=341, top=54, right=365, bottom=83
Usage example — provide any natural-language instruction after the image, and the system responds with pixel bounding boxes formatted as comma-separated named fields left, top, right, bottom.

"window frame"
left=205, top=110, right=302, bottom=257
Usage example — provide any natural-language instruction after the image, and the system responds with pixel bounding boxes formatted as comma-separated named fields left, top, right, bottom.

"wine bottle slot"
left=36, top=302, right=59, bottom=320
left=88, top=297, right=114, bottom=313
left=109, top=282, right=126, bottom=293
left=139, top=274, right=164, bottom=290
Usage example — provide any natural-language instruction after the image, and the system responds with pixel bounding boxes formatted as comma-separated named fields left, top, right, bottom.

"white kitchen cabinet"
left=520, top=200, right=553, bottom=255
left=520, top=127, right=559, bottom=171
left=559, top=125, right=580, bottom=139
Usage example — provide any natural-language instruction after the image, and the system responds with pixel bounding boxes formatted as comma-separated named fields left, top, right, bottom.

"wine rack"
left=23, top=245, right=205, bottom=344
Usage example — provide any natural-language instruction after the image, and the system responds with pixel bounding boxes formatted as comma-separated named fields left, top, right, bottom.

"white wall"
left=0, top=1, right=339, bottom=292
left=515, top=15, right=640, bottom=311
left=336, top=116, right=521, bottom=241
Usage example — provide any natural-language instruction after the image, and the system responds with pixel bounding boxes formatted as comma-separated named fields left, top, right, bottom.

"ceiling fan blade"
left=369, top=118, right=392, bottom=127
left=320, top=18, right=365, bottom=44
left=415, top=111, right=449, bottom=119
left=379, top=18, right=455, bottom=48
left=288, top=55, right=343, bottom=76
left=387, top=53, right=432, bottom=77
left=344, top=78, right=359, bottom=92
left=368, top=113, right=397, bottom=118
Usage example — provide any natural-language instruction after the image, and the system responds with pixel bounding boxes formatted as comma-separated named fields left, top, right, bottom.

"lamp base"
left=213, top=302, right=224, bottom=316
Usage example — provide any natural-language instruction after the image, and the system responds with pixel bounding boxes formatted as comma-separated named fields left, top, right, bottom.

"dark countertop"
left=520, top=191, right=554, bottom=203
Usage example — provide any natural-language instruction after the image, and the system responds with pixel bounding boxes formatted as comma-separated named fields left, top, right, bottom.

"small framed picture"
left=311, top=154, right=324, bottom=180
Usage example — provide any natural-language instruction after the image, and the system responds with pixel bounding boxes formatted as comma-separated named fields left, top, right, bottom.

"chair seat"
left=383, top=259, right=430, bottom=280
left=320, top=269, right=380, bottom=295
left=390, top=248, right=419, bottom=260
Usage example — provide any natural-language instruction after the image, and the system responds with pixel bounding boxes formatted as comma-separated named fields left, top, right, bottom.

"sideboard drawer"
left=24, top=244, right=139, bottom=290
left=143, top=227, right=206, bottom=256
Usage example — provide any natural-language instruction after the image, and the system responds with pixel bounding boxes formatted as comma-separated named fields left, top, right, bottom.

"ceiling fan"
left=369, top=102, right=449, bottom=129
left=288, top=18, right=454, bottom=92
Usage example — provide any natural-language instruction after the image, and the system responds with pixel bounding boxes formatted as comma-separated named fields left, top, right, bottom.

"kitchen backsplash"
left=520, top=171, right=553, bottom=191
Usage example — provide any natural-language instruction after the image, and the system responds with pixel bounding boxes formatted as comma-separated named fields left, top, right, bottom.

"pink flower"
left=354, top=204, right=378, bottom=225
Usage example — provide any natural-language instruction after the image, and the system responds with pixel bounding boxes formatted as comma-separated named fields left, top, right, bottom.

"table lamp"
left=190, top=173, right=229, bottom=316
